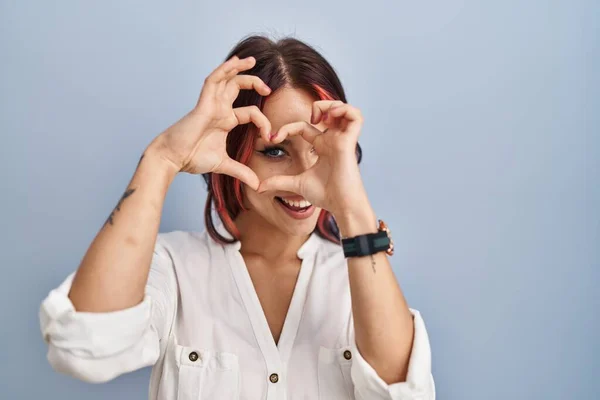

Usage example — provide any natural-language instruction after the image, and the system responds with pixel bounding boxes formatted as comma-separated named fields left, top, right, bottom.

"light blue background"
left=1, top=1, right=598, bottom=399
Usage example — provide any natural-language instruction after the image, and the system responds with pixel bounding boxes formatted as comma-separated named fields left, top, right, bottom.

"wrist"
left=333, top=206, right=378, bottom=238
left=140, top=144, right=180, bottom=182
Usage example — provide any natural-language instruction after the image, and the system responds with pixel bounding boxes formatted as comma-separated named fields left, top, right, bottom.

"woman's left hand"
left=257, top=100, right=370, bottom=218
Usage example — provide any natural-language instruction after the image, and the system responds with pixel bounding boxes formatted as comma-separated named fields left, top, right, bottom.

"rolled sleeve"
left=39, top=235, right=177, bottom=383
left=350, top=308, right=435, bottom=400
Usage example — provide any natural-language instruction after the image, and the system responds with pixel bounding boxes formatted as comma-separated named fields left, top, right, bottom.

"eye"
left=260, top=146, right=286, bottom=158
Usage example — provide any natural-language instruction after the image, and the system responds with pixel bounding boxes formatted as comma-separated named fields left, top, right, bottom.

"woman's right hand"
left=149, top=55, right=272, bottom=190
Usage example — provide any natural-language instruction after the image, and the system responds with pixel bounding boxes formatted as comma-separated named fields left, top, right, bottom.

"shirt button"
left=188, top=351, right=199, bottom=362
left=343, top=350, right=352, bottom=360
left=269, top=373, right=279, bottom=383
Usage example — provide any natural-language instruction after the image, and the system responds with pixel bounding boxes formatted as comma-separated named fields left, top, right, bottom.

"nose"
left=288, top=146, right=317, bottom=175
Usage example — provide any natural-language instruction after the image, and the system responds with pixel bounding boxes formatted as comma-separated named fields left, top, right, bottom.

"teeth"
left=280, top=198, right=311, bottom=208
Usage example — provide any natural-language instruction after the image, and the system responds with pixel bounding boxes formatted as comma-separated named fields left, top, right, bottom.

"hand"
left=149, top=55, right=272, bottom=190
left=257, top=101, right=370, bottom=217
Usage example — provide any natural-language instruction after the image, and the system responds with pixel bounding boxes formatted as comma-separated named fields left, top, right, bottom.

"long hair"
left=202, top=35, right=363, bottom=245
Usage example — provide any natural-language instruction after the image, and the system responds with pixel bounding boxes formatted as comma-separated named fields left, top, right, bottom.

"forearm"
left=68, top=144, right=179, bottom=312
left=335, top=204, right=415, bottom=385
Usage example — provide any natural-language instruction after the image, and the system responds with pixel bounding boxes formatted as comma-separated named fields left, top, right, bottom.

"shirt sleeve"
left=38, top=235, right=177, bottom=383
left=350, top=308, right=436, bottom=400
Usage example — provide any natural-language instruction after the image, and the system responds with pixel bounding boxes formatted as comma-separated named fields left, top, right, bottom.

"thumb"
left=257, top=174, right=303, bottom=195
left=216, top=157, right=260, bottom=191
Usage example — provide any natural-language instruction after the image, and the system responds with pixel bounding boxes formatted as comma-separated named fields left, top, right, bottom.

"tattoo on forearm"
left=103, top=154, right=143, bottom=228
left=370, top=255, right=376, bottom=274
left=104, top=188, right=136, bottom=226
left=137, top=153, right=145, bottom=168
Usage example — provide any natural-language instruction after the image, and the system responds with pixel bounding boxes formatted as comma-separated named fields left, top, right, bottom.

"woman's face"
left=243, top=86, right=326, bottom=237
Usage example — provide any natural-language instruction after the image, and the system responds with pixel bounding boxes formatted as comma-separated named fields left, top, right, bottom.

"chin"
left=277, top=215, right=320, bottom=237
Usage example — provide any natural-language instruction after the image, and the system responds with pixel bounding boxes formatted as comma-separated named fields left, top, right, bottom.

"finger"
left=257, top=174, right=303, bottom=195
left=216, top=157, right=260, bottom=191
left=226, top=75, right=272, bottom=100
left=233, top=105, right=272, bottom=142
left=311, top=100, right=345, bottom=124
left=270, top=121, right=323, bottom=144
left=327, top=104, right=364, bottom=137
left=328, top=104, right=363, bottom=122
left=205, top=55, right=240, bottom=84
left=222, top=56, right=260, bottom=82
left=206, top=56, right=256, bottom=84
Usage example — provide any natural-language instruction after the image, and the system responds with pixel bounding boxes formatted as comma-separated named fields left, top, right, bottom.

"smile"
left=275, top=197, right=316, bottom=220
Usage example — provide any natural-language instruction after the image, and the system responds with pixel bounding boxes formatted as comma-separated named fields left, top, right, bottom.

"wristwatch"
left=341, top=219, right=394, bottom=258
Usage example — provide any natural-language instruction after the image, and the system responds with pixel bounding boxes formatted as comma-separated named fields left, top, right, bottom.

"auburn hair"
left=202, top=35, right=363, bottom=245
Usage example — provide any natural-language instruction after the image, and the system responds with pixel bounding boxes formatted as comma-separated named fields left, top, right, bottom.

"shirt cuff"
left=350, top=308, right=435, bottom=400
left=39, top=272, right=155, bottom=359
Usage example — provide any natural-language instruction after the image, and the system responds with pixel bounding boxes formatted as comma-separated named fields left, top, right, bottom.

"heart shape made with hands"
left=252, top=100, right=366, bottom=217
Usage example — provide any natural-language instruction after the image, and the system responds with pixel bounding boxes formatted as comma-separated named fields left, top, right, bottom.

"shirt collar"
left=214, top=223, right=321, bottom=260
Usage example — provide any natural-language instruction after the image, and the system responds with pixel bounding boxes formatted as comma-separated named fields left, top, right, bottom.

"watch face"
left=378, top=219, right=394, bottom=256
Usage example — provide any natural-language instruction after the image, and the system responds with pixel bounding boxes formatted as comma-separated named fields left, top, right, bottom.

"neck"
left=234, top=211, right=310, bottom=263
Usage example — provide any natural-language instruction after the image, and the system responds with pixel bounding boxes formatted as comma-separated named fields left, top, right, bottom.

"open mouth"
left=274, top=196, right=316, bottom=220
left=275, top=197, right=312, bottom=212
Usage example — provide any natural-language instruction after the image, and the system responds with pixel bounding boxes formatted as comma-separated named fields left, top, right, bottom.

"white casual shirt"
left=39, top=225, right=435, bottom=399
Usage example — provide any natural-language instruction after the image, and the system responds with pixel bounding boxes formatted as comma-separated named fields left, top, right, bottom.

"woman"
left=40, top=35, right=435, bottom=399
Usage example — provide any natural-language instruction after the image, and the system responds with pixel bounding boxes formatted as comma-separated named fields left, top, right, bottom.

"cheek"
left=247, top=155, right=288, bottom=180
left=244, top=188, right=263, bottom=209
left=244, top=155, right=279, bottom=208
